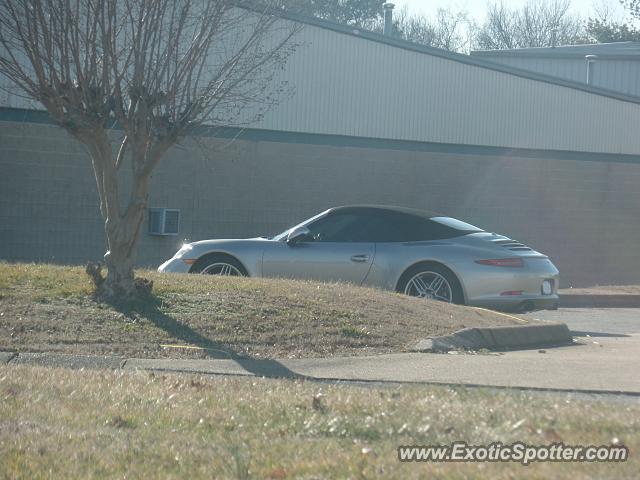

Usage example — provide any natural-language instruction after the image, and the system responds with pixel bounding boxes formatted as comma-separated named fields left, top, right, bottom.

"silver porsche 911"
left=158, top=205, right=559, bottom=312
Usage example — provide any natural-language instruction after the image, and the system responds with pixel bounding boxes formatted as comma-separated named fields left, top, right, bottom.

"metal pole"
left=585, top=55, right=597, bottom=85
left=383, top=3, right=395, bottom=36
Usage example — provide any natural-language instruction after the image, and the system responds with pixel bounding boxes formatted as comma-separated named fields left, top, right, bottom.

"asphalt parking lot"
left=525, top=308, right=640, bottom=336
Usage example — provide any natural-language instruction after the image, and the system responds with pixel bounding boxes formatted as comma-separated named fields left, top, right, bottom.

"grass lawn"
left=0, top=263, right=529, bottom=359
left=1, top=365, right=637, bottom=479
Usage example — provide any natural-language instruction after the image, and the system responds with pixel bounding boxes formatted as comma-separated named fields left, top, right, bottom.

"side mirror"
left=286, top=226, right=312, bottom=246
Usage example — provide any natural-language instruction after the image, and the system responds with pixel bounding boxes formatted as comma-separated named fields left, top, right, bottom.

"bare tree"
left=390, top=6, right=473, bottom=53
left=621, top=0, right=640, bottom=24
left=622, top=0, right=640, bottom=16
left=284, top=0, right=382, bottom=29
left=586, top=1, right=640, bottom=42
left=0, top=0, right=299, bottom=298
left=475, top=0, right=584, bottom=50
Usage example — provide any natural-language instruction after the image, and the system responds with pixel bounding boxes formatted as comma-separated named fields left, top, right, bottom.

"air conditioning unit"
left=148, top=208, right=180, bottom=235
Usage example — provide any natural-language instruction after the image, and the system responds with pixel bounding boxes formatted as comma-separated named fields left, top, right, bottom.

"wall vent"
left=148, top=208, right=180, bottom=235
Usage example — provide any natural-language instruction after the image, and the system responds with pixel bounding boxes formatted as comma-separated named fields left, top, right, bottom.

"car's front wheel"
left=397, top=263, right=463, bottom=304
left=190, top=254, right=247, bottom=277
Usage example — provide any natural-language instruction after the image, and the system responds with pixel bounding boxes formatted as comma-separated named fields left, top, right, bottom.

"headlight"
left=174, top=243, right=193, bottom=258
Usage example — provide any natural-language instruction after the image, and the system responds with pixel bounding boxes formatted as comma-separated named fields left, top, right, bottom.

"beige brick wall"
left=1, top=120, right=639, bottom=287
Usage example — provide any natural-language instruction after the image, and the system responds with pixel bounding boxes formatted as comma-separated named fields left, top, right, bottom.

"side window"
left=303, top=209, right=466, bottom=243
left=307, top=213, right=363, bottom=242
left=345, top=211, right=424, bottom=242
left=306, top=210, right=426, bottom=243
left=355, top=211, right=403, bottom=242
left=369, top=212, right=463, bottom=242
left=387, top=213, right=429, bottom=242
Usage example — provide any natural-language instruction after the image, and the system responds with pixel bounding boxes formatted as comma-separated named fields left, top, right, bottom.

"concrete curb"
left=560, top=294, right=640, bottom=308
left=411, top=322, right=573, bottom=352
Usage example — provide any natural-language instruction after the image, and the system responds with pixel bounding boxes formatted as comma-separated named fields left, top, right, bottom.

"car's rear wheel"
left=190, top=254, right=247, bottom=277
left=398, top=263, right=463, bottom=304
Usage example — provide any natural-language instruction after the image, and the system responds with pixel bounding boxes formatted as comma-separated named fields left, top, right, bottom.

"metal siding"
left=2, top=19, right=640, bottom=155
left=434, top=56, right=587, bottom=86
left=250, top=26, right=640, bottom=154
left=256, top=24, right=640, bottom=155
left=481, top=55, right=640, bottom=98
left=596, top=59, right=640, bottom=97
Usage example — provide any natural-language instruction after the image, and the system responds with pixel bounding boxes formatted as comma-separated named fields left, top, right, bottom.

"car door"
left=261, top=210, right=375, bottom=284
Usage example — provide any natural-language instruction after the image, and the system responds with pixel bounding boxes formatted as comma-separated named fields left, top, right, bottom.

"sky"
left=393, top=0, right=629, bottom=22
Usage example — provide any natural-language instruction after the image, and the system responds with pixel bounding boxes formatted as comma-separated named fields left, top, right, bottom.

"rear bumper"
left=458, top=257, right=560, bottom=312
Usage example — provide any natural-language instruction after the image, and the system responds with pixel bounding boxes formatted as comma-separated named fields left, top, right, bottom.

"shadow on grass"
left=101, top=293, right=308, bottom=380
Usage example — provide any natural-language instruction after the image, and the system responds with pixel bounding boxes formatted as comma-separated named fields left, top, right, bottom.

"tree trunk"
left=103, top=240, right=136, bottom=297
left=101, top=192, right=148, bottom=298
left=102, top=174, right=150, bottom=298
left=88, top=135, right=151, bottom=299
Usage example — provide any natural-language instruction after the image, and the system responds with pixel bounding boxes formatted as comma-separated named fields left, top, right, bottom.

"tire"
left=190, top=254, right=248, bottom=277
left=397, top=263, right=464, bottom=304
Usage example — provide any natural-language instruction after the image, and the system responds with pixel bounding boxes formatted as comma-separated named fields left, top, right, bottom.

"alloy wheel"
left=200, top=262, right=243, bottom=276
left=403, top=271, right=453, bottom=302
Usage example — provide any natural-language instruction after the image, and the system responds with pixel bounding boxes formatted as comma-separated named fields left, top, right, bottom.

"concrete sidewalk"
left=3, top=332, right=640, bottom=395
left=125, top=335, right=640, bottom=394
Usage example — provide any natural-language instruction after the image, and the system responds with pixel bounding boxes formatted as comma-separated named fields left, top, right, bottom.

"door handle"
left=350, top=254, right=369, bottom=263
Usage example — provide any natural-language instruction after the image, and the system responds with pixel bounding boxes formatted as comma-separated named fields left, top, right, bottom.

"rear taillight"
left=475, top=258, right=524, bottom=268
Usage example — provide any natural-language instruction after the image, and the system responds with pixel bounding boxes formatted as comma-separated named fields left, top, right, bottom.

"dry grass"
left=0, top=262, right=528, bottom=359
left=0, top=365, right=637, bottom=479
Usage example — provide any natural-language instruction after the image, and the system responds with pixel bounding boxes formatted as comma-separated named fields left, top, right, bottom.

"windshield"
left=271, top=209, right=331, bottom=241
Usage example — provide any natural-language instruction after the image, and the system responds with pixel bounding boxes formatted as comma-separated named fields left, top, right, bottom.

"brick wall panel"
left=1, top=121, right=639, bottom=286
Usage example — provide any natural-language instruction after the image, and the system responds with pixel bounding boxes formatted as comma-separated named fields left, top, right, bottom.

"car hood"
left=190, top=237, right=272, bottom=248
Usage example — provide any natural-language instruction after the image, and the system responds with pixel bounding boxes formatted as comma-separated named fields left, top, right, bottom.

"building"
left=471, top=42, right=640, bottom=98
left=1, top=10, right=640, bottom=287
